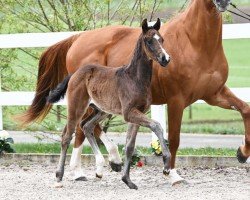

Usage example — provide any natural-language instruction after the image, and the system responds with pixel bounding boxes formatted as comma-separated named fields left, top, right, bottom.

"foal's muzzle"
left=158, top=54, right=170, bottom=67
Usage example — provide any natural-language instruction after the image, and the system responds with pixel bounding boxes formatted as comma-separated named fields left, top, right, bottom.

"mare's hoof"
left=237, top=147, right=248, bottom=163
left=122, top=176, right=138, bottom=190
left=96, top=173, right=103, bottom=179
left=54, top=182, right=63, bottom=188
left=109, top=161, right=122, bottom=172
left=75, top=176, right=88, bottom=181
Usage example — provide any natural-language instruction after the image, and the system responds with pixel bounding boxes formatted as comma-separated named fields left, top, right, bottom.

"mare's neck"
left=126, top=35, right=153, bottom=84
left=183, top=0, right=223, bottom=51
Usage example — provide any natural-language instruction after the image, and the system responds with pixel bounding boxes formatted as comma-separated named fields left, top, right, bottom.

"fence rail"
left=1, top=23, right=250, bottom=131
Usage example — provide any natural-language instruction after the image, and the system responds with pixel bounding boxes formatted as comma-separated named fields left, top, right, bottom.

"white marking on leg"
left=100, top=131, right=122, bottom=164
left=167, top=169, right=184, bottom=185
left=69, top=143, right=86, bottom=180
left=246, top=157, right=250, bottom=164
left=95, top=154, right=105, bottom=177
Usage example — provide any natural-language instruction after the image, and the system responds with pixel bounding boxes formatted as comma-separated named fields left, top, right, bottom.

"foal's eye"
left=146, top=40, right=152, bottom=45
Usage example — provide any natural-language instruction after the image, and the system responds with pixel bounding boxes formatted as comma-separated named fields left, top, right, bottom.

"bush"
left=0, top=130, right=15, bottom=154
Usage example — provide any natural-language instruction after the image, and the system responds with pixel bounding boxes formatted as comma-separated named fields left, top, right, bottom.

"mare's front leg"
left=123, top=108, right=171, bottom=188
left=122, top=123, right=139, bottom=190
left=205, top=86, right=250, bottom=163
left=167, top=98, right=187, bottom=185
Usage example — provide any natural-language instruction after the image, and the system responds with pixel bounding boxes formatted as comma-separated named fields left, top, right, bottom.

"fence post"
left=0, top=74, right=3, bottom=130
left=151, top=105, right=167, bottom=141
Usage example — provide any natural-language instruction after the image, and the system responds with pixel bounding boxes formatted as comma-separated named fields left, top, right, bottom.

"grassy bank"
left=12, top=143, right=237, bottom=156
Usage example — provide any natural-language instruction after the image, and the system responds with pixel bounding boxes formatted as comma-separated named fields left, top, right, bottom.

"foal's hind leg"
left=81, top=109, right=110, bottom=178
left=122, top=123, right=139, bottom=190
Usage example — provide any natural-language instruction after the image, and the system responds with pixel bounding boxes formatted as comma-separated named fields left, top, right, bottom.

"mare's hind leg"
left=70, top=107, right=102, bottom=181
left=122, top=108, right=171, bottom=189
left=122, top=123, right=139, bottom=190
left=70, top=108, right=122, bottom=180
left=100, top=130, right=122, bottom=172
left=205, top=86, right=250, bottom=163
left=55, top=96, right=89, bottom=187
left=81, top=108, right=109, bottom=178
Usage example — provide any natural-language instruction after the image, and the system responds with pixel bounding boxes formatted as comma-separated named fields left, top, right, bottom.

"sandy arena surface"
left=0, top=163, right=249, bottom=200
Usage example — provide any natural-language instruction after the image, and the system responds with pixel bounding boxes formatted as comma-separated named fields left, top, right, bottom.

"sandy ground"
left=0, top=164, right=249, bottom=200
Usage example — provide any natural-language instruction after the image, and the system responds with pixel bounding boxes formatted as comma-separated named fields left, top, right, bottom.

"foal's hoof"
left=122, top=176, right=138, bottom=190
left=75, top=176, right=88, bottom=181
left=127, top=182, right=138, bottom=190
left=109, top=161, right=122, bottom=172
left=237, top=147, right=248, bottom=163
left=54, top=182, right=63, bottom=188
left=96, top=173, right=103, bottom=179
left=163, top=169, right=170, bottom=176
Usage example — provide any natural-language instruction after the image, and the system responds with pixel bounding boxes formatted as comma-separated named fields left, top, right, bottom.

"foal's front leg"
left=122, top=123, right=139, bottom=190
left=122, top=109, right=171, bottom=189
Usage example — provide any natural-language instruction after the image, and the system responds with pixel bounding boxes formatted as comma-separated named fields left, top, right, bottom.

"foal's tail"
left=47, top=75, right=72, bottom=104
left=19, top=34, right=80, bottom=125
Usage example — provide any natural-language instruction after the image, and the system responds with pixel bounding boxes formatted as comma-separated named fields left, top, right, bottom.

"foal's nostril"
left=161, top=55, right=167, bottom=63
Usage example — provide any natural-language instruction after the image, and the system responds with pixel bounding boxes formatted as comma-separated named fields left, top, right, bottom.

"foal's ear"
left=142, top=18, right=148, bottom=34
left=153, top=18, right=161, bottom=31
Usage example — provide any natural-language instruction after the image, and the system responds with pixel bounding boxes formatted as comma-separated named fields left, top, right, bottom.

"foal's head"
left=141, top=18, right=170, bottom=67
left=213, top=0, right=231, bottom=12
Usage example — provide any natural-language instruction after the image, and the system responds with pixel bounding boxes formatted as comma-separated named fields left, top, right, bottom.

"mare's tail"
left=20, top=34, right=80, bottom=125
left=47, top=75, right=72, bottom=103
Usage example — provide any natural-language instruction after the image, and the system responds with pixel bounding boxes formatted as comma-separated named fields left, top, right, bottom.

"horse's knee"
left=241, top=105, right=250, bottom=118
left=62, top=135, right=72, bottom=147
left=83, top=125, right=94, bottom=137
left=150, top=121, right=163, bottom=134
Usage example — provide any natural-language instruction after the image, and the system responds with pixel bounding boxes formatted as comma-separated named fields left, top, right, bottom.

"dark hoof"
left=75, top=176, right=88, bottom=181
left=122, top=176, right=138, bottom=190
left=163, top=169, right=170, bottom=176
left=237, top=147, right=248, bottom=163
left=96, top=173, right=103, bottom=179
left=109, top=161, right=122, bottom=172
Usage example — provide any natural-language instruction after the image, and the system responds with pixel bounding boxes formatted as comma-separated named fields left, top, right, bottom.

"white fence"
left=1, top=23, right=250, bottom=132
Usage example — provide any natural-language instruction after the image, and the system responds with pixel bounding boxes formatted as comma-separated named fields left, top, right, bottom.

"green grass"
left=223, top=39, right=250, bottom=87
left=12, top=143, right=236, bottom=156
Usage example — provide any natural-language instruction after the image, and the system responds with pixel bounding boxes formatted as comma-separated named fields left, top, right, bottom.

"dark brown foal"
left=48, top=18, right=171, bottom=189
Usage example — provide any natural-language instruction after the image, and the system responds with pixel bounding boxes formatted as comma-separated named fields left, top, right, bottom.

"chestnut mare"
left=22, top=0, right=250, bottom=184
left=47, top=19, right=171, bottom=189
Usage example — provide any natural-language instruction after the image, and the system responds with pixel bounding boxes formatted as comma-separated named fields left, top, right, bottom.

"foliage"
left=151, top=139, right=169, bottom=156
left=0, top=131, right=15, bottom=153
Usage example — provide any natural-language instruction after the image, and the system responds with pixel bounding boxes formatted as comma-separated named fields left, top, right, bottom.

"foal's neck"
left=184, top=0, right=223, bottom=51
left=126, top=34, right=153, bottom=84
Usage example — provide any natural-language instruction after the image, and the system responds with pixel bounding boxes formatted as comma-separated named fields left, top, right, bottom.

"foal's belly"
left=89, top=93, right=122, bottom=116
